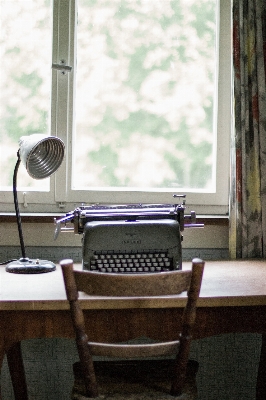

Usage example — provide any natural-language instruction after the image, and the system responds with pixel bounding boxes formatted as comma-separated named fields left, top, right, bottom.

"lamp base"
left=6, top=258, right=56, bottom=274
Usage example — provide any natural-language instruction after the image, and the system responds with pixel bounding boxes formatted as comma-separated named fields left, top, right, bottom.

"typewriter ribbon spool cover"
left=82, top=219, right=182, bottom=272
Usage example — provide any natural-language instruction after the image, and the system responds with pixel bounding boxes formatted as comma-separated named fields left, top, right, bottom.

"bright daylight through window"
left=0, top=0, right=230, bottom=214
left=0, top=0, right=51, bottom=191
left=75, top=0, right=217, bottom=190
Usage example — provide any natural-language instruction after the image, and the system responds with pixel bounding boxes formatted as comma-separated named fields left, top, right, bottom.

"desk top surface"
left=1, top=260, right=266, bottom=310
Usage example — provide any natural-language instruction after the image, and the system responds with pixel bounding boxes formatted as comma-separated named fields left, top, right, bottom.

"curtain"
left=230, top=0, right=266, bottom=258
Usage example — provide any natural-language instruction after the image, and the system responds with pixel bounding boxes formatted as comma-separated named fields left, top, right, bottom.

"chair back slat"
left=74, top=268, right=192, bottom=297
left=89, top=340, right=180, bottom=358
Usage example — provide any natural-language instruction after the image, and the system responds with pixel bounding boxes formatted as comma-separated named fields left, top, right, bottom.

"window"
left=0, top=0, right=52, bottom=192
left=0, top=0, right=231, bottom=214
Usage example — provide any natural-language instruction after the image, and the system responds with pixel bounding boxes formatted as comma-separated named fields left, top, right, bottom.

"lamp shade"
left=19, top=134, right=65, bottom=179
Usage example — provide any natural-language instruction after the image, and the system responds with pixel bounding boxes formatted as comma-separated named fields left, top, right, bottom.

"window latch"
left=52, top=60, right=72, bottom=74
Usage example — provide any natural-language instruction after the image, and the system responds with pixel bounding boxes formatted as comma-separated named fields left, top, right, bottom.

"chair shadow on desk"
left=60, top=258, right=205, bottom=400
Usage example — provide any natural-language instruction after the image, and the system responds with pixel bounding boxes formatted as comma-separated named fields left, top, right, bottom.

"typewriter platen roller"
left=54, top=195, right=203, bottom=272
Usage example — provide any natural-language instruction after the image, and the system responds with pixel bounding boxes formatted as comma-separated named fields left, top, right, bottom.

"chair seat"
left=71, top=359, right=199, bottom=400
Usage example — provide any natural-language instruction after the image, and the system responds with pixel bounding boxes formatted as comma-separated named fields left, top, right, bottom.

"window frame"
left=0, top=0, right=231, bottom=215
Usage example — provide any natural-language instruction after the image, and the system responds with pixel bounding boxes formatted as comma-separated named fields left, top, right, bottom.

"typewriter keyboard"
left=89, top=251, right=174, bottom=273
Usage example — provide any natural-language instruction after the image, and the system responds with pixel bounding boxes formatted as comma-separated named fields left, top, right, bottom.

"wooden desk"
left=1, top=260, right=266, bottom=399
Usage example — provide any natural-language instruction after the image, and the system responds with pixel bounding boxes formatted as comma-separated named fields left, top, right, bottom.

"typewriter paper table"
left=1, top=260, right=266, bottom=400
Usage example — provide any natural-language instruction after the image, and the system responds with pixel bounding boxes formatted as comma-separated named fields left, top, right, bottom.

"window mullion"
left=52, top=0, right=76, bottom=206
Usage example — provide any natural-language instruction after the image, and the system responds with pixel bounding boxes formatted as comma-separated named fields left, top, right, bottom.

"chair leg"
left=7, top=342, right=28, bottom=400
left=256, top=333, right=266, bottom=400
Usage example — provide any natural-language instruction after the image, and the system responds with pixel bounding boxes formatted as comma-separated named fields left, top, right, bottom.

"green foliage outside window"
left=0, top=0, right=217, bottom=191
left=74, top=0, right=217, bottom=189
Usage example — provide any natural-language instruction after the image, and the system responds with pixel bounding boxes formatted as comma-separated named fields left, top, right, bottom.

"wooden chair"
left=61, top=258, right=205, bottom=400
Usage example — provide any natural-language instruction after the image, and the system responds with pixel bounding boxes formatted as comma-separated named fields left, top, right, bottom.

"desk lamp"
left=6, top=134, right=65, bottom=274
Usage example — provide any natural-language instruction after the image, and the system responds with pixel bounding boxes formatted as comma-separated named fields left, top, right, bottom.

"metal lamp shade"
left=19, top=134, right=65, bottom=179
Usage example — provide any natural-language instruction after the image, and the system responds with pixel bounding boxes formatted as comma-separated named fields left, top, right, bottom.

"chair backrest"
left=61, top=258, right=204, bottom=397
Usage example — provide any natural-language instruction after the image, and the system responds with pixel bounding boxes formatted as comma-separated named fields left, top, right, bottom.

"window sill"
left=0, top=213, right=229, bottom=226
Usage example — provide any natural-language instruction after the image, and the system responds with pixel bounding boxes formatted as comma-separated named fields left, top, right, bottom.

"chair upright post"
left=61, top=259, right=98, bottom=398
left=171, top=258, right=204, bottom=396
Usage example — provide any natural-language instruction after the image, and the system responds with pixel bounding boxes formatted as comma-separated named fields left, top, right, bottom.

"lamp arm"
left=13, top=151, right=26, bottom=259
left=6, top=135, right=64, bottom=273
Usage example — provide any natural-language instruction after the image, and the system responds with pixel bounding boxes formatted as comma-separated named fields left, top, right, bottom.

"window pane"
left=0, top=0, right=52, bottom=190
left=73, top=0, right=217, bottom=191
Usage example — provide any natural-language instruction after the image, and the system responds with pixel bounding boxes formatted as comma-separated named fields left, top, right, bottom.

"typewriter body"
left=54, top=196, right=203, bottom=272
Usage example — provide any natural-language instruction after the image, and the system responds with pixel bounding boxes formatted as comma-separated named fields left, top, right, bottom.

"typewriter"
left=54, top=195, right=203, bottom=273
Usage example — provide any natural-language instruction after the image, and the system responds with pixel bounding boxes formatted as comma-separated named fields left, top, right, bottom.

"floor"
left=0, top=333, right=262, bottom=400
